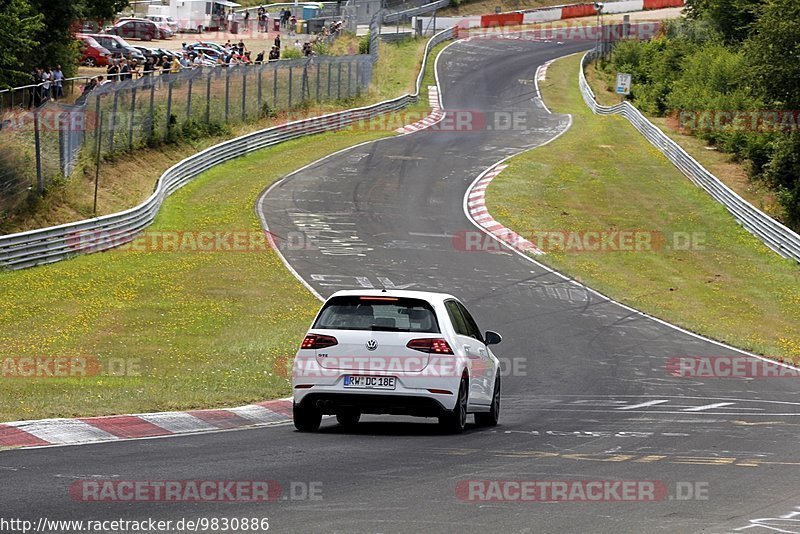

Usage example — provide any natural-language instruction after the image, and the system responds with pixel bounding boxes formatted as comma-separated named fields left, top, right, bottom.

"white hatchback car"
left=292, top=289, right=502, bottom=433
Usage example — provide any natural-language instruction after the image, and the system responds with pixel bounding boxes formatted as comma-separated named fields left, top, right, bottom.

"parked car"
left=86, top=34, right=146, bottom=62
left=292, top=290, right=503, bottom=433
left=193, top=41, right=225, bottom=53
left=145, top=15, right=179, bottom=35
left=145, top=15, right=178, bottom=33
left=78, top=35, right=112, bottom=67
left=104, top=19, right=163, bottom=41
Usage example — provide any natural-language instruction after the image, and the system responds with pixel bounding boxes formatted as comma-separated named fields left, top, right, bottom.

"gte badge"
left=365, top=339, right=378, bottom=351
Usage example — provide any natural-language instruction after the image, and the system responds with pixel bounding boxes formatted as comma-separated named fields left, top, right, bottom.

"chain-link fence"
left=0, top=55, right=373, bottom=219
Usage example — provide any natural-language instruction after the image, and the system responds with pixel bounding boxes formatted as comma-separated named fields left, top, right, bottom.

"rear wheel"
left=439, top=377, right=468, bottom=434
left=475, top=375, right=500, bottom=427
left=84, top=57, right=97, bottom=67
left=293, top=402, right=321, bottom=432
left=336, top=410, right=361, bottom=428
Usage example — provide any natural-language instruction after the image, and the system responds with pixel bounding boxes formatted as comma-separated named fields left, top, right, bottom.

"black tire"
left=475, top=375, right=500, bottom=427
left=197, top=25, right=204, bottom=34
left=336, top=410, right=360, bottom=427
left=439, top=377, right=468, bottom=434
left=293, top=402, right=321, bottom=432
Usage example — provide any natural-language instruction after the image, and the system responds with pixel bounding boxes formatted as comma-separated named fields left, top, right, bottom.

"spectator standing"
left=51, top=65, right=64, bottom=100
left=120, top=59, right=131, bottom=81
left=274, top=34, right=281, bottom=50
left=143, top=55, right=155, bottom=76
left=41, top=67, right=52, bottom=102
left=255, top=50, right=265, bottom=64
left=107, top=60, right=120, bottom=82
left=289, top=15, right=297, bottom=35
left=30, top=67, right=42, bottom=108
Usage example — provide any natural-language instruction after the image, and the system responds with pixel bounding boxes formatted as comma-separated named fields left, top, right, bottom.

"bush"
left=358, top=32, right=370, bottom=55
left=281, top=48, right=302, bottom=60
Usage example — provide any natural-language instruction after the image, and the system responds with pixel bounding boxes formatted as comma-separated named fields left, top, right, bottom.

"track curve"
left=1, top=37, right=799, bottom=534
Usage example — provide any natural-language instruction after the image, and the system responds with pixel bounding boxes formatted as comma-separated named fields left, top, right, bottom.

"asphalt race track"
left=3, top=38, right=800, bottom=534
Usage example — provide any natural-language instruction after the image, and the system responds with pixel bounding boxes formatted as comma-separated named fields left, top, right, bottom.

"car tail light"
left=406, top=338, right=453, bottom=354
left=301, top=334, right=338, bottom=350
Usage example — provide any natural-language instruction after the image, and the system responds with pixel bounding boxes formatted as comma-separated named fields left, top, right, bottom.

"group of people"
left=77, top=16, right=345, bottom=99
left=29, top=66, right=64, bottom=107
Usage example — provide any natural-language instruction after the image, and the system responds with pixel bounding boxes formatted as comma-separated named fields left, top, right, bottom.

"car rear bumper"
left=296, top=392, right=451, bottom=417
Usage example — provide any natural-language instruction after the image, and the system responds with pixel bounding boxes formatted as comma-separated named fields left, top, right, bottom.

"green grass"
left=487, top=53, right=800, bottom=362
left=0, top=38, right=445, bottom=422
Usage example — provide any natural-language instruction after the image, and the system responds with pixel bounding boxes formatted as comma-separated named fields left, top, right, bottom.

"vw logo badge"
left=366, top=339, right=378, bottom=351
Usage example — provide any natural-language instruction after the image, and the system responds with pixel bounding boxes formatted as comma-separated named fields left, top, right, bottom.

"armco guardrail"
left=384, top=0, right=450, bottom=23
left=0, top=27, right=455, bottom=270
left=579, top=50, right=800, bottom=263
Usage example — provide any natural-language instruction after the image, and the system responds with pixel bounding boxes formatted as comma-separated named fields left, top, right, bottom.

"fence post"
left=242, top=68, right=248, bottom=122
left=147, top=81, right=155, bottom=138
left=33, top=109, right=43, bottom=195
left=128, top=87, right=137, bottom=151
left=337, top=62, right=342, bottom=100
left=258, top=68, right=263, bottom=111
left=273, top=65, right=278, bottom=107
left=347, top=61, right=352, bottom=98
left=301, top=62, right=308, bottom=103
left=206, top=69, right=212, bottom=123
left=109, top=90, right=119, bottom=153
left=224, top=67, right=230, bottom=122
left=288, top=66, right=293, bottom=108
left=355, top=60, right=360, bottom=96
left=187, top=75, right=193, bottom=123
left=316, top=62, right=321, bottom=101
left=165, top=78, right=173, bottom=138
left=58, top=112, right=66, bottom=176
left=93, top=111, right=103, bottom=215
left=327, top=62, right=332, bottom=99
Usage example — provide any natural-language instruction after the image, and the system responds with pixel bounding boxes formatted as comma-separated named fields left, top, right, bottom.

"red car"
left=104, top=19, right=161, bottom=41
left=78, top=35, right=112, bottom=67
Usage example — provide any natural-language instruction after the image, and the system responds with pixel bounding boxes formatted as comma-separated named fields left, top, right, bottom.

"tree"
left=745, top=0, right=800, bottom=109
left=0, top=0, right=44, bottom=88
left=684, top=0, right=764, bottom=43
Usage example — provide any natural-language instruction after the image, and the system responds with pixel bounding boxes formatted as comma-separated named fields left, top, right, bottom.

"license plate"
left=343, top=375, right=396, bottom=390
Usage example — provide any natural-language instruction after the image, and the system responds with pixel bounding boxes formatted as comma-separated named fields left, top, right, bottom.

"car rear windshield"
left=313, top=296, right=440, bottom=333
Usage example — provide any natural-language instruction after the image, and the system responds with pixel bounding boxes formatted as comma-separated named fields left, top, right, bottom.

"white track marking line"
left=616, top=400, right=670, bottom=410
left=682, top=402, right=736, bottom=412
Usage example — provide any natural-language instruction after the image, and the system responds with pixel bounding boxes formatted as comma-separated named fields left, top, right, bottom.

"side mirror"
left=484, top=330, right=502, bottom=346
